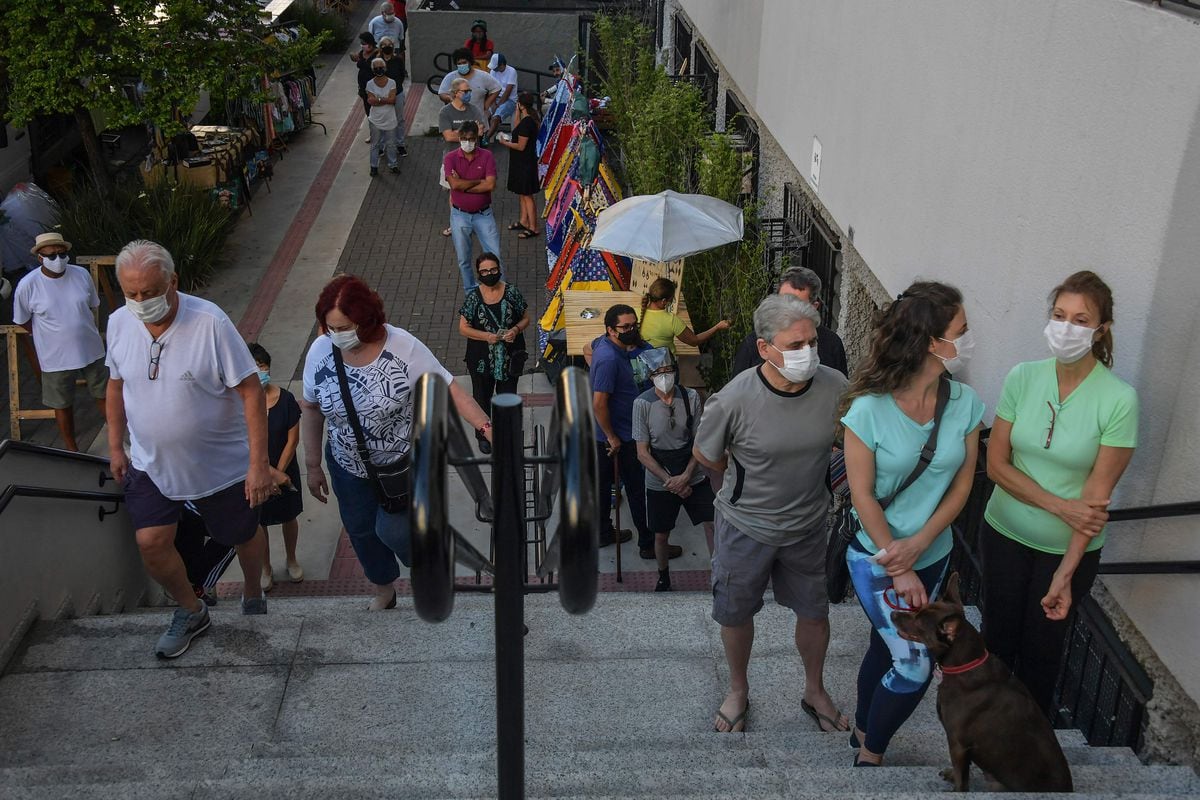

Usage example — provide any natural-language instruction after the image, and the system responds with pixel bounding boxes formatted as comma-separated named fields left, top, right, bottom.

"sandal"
left=517, top=229, right=541, bottom=239
left=713, top=698, right=749, bottom=733
left=508, top=222, right=528, bottom=231
left=441, top=227, right=452, bottom=237
left=801, top=699, right=850, bottom=732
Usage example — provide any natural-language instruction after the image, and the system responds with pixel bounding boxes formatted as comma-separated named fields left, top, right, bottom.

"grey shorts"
left=42, top=356, right=108, bottom=409
left=710, top=512, right=829, bottom=626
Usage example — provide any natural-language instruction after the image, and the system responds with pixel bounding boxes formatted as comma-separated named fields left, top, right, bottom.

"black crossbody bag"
left=332, top=346, right=410, bottom=514
left=825, top=376, right=950, bottom=603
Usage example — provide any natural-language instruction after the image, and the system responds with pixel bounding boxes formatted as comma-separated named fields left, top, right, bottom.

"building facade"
left=660, top=0, right=1200, bottom=751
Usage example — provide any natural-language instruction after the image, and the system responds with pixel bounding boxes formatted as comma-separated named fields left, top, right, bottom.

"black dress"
left=260, top=387, right=304, bottom=526
left=506, top=115, right=540, bottom=196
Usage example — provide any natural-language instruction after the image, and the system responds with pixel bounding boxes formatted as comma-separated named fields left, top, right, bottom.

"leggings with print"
left=847, top=541, right=949, bottom=755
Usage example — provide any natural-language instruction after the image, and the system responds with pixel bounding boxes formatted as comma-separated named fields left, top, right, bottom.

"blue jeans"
left=370, top=123, right=398, bottom=169
left=392, top=90, right=407, bottom=146
left=847, top=541, right=949, bottom=755
left=450, top=205, right=502, bottom=291
left=326, top=448, right=410, bottom=585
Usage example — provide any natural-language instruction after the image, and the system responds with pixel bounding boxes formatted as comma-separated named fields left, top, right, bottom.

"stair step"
left=1, top=765, right=1196, bottom=799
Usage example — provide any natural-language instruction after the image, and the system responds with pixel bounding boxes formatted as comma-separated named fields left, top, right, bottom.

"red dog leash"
left=939, top=651, right=990, bottom=675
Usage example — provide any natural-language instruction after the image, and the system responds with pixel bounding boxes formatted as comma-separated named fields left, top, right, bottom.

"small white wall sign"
left=809, top=136, right=822, bottom=190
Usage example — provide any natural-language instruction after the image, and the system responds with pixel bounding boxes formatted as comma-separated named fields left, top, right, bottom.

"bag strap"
left=679, top=385, right=695, bottom=437
left=331, top=345, right=382, bottom=485
left=878, top=376, right=951, bottom=511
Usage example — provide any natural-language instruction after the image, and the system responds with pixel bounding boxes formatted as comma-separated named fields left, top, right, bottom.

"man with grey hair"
left=106, top=240, right=285, bottom=658
left=732, top=266, right=848, bottom=377
left=694, top=293, right=850, bottom=734
left=368, top=2, right=404, bottom=51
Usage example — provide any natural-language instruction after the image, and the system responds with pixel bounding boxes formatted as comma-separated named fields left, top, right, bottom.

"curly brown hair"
left=838, top=281, right=963, bottom=421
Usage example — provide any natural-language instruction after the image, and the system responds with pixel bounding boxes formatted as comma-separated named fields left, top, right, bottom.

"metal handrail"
left=0, top=484, right=124, bottom=518
left=0, top=438, right=113, bottom=468
left=425, top=51, right=560, bottom=99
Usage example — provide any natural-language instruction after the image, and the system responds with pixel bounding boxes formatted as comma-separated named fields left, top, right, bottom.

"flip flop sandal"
left=713, top=698, right=749, bottom=733
left=801, top=699, right=850, bottom=732
left=508, top=222, right=528, bottom=231
left=517, top=229, right=541, bottom=239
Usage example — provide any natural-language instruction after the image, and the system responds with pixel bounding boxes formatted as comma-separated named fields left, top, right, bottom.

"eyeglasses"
left=148, top=339, right=164, bottom=381
left=1045, top=401, right=1058, bottom=449
left=665, top=401, right=676, bottom=430
left=478, top=269, right=500, bottom=277
left=613, top=322, right=638, bottom=333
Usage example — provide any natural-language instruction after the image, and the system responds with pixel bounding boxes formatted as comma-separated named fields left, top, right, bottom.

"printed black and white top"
left=303, top=324, right=453, bottom=479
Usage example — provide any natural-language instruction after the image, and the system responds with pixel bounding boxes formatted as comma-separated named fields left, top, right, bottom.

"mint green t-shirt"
left=984, top=358, right=1138, bottom=554
left=841, top=380, right=986, bottom=570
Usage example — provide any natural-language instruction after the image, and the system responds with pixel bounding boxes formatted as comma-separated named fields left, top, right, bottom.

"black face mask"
left=478, top=272, right=502, bottom=287
left=382, top=47, right=393, bottom=54
left=373, top=68, right=386, bottom=76
left=616, top=329, right=640, bottom=346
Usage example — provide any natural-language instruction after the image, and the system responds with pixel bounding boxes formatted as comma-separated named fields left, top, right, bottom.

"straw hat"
left=31, top=232, right=71, bottom=255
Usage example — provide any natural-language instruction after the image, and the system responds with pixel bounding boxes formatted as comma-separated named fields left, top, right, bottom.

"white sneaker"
left=261, top=569, right=274, bottom=592
left=287, top=561, right=304, bottom=582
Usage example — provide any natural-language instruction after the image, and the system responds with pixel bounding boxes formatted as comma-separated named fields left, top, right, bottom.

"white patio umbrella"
left=588, top=190, right=744, bottom=262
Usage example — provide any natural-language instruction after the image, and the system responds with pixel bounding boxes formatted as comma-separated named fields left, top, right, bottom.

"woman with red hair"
left=300, top=275, right=492, bottom=610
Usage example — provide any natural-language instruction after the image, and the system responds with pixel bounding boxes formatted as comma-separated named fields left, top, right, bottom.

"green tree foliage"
left=0, top=0, right=324, bottom=191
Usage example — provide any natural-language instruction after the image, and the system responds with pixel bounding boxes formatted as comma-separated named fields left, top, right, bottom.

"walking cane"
left=613, top=456, right=623, bottom=583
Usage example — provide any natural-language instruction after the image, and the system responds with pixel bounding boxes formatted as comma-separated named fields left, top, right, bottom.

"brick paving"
left=334, top=126, right=551, bottom=371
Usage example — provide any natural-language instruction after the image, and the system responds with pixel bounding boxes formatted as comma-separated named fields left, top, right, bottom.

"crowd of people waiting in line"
left=6, top=4, right=1137, bottom=766
left=12, top=228, right=1134, bottom=768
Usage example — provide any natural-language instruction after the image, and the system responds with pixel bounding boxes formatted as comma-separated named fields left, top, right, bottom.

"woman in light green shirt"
left=638, top=277, right=729, bottom=354
left=983, top=271, right=1138, bottom=714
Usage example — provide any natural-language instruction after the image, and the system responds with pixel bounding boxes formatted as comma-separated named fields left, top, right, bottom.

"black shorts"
left=646, top=479, right=716, bottom=533
left=123, top=466, right=259, bottom=546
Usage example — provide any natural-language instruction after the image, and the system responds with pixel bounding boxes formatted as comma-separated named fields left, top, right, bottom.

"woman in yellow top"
left=638, top=278, right=730, bottom=354
left=982, top=270, right=1138, bottom=714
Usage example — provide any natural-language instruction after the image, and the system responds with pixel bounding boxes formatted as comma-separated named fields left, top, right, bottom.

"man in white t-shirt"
left=11, top=232, right=107, bottom=451
left=437, top=47, right=501, bottom=121
left=485, top=53, right=519, bottom=144
left=106, top=240, right=287, bottom=659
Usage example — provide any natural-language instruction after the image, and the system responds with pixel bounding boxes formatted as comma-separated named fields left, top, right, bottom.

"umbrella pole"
left=613, top=457, right=623, bottom=583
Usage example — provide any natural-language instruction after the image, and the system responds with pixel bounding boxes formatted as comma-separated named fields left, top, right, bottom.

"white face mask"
left=126, top=293, right=171, bottom=324
left=936, top=329, right=975, bottom=375
left=652, top=373, right=676, bottom=394
left=770, top=343, right=819, bottom=383
left=329, top=328, right=361, bottom=351
left=460, top=139, right=477, bottom=153
left=383, top=13, right=394, bottom=22
left=1044, top=319, right=1096, bottom=364
left=41, top=254, right=68, bottom=274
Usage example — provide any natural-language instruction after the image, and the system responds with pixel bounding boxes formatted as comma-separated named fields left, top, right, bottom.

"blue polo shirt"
left=589, top=335, right=650, bottom=442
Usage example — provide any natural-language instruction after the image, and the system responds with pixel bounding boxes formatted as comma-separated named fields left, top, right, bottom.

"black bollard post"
left=491, top=393, right=525, bottom=800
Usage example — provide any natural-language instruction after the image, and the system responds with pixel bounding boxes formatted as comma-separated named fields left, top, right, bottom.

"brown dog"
left=891, top=573, right=1073, bottom=793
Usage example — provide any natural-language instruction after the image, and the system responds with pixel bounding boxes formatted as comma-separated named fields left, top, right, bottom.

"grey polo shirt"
left=694, top=365, right=847, bottom=546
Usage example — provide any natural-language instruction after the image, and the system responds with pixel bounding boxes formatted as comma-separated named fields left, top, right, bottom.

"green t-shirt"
left=639, top=308, right=687, bottom=353
left=841, top=380, right=986, bottom=570
left=983, top=358, right=1138, bottom=554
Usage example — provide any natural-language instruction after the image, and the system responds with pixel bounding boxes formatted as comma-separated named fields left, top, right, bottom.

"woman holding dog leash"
left=839, top=281, right=986, bottom=766
left=981, top=271, right=1137, bottom=714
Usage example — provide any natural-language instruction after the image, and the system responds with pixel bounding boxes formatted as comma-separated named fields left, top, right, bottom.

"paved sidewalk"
left=332, top=93, right=551, bottom=369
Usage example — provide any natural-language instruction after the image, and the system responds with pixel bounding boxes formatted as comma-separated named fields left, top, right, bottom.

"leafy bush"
left=281, top=1, right=351, bottom=54
left=57, top=181, right=236, bottom=290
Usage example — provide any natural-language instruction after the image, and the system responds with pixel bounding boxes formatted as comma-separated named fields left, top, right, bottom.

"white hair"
left=116, top=239, right=175, bottom=278
left=371, top=56, right=386, bottom=67
left=379, top=36, right=395, bottom=47
left=754, top=294, right=820, bottom=343
left=450, top=77, right=470, bottom=92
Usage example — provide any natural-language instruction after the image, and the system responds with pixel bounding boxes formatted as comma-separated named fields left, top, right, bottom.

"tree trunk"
left=74, top=107, right=114, bottom=195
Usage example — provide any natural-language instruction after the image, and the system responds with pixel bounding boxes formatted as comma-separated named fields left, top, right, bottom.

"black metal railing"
left=947, top=432, right=1199, bottom=748
left=426, top=52, right=561, bottom=104
left=409, top=367, right=600, bottom=800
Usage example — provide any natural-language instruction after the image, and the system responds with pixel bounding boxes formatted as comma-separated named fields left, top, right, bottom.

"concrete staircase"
left=1, top=593, right=1196, bottom=799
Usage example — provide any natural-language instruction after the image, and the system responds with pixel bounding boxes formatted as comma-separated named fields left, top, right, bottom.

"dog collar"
left=938, top=650, right=990, bottom=676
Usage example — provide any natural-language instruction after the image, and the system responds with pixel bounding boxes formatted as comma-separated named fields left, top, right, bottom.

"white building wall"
left=677, top=0, right=1200, bottom=715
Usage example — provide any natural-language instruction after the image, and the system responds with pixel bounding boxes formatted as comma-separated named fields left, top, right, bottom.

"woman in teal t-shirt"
left=840, top=281, right=985, bottom=766
left=982, top=271, right=1137, bottom=714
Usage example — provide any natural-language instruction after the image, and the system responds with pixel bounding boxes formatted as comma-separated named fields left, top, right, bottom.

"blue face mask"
left=460, top=90, right=473, bottom=104
left=456, top=63, right=471, bottom=76
left=258, top=370, right=270, bottom=386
